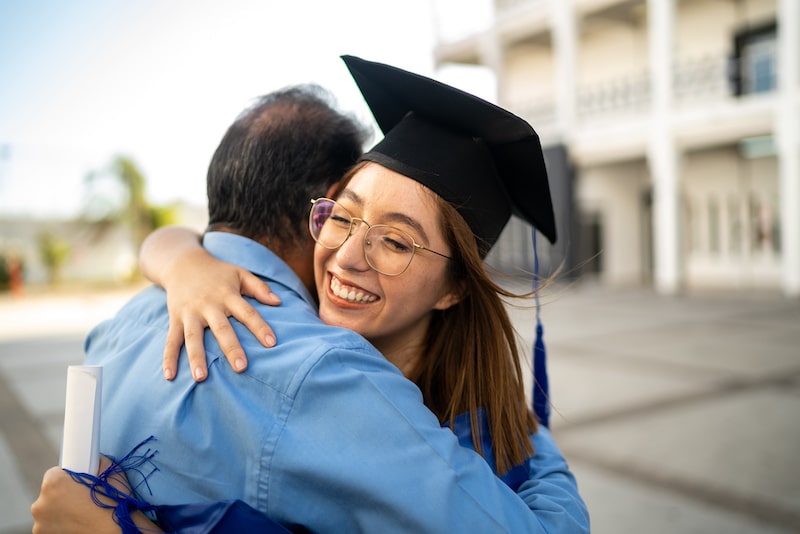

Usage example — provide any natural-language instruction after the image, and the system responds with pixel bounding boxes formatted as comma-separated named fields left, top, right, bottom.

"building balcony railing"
left=576, top=70, right=651, bottom=120
left=673, top=55, right=736, bottom=103
left=574, top=53, right=776, bottom=121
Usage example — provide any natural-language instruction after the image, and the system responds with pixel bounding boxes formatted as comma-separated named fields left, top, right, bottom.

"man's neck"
left=210, top=226, right=317, bottom=298
left=282, top=249, right=316, bottom=298
left=257, top=237, right=316, bottom=299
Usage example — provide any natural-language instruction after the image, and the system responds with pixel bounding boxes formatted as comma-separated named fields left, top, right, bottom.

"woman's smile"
left=328, top=273, right=379, bottom=305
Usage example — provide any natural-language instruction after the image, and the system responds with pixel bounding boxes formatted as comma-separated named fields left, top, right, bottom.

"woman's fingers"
left=226, top=295, right=277, bottom=350
left=241, top=271, right=282, bottom=306
left=183, top=317, right=210, bottom=382
left=162, top=321, right=185, bottom=381
left=207, top=310, right=250, bottom=373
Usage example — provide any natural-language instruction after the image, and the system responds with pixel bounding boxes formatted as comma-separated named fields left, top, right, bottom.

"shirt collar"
left=202, top=231, right=316, bottom=307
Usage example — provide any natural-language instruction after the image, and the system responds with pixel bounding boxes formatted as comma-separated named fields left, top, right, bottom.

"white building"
left=433, top=0, right=799, bottom=296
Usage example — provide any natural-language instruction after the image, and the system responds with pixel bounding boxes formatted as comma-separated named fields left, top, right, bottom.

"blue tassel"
left=533, top=322, right=550, bottom=427
left=65, top=436, right=160, bottom=534
left=531, top=230, right=550, bottom=427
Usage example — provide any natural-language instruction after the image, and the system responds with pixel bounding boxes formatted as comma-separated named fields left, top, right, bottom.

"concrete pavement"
left=0, top=282, right=798, bottom=533
left=515, top=284, right=800, bottom=533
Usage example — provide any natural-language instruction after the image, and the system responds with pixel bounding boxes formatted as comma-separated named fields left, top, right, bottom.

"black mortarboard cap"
left=341, top=55, right=557, bottom=256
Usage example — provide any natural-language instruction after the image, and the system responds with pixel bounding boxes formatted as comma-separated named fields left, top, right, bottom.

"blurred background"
left=1, top=0, right=798, bottom=533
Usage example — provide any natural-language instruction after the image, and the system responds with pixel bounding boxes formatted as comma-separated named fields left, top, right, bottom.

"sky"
left=0, top=0, right=493, bottom=219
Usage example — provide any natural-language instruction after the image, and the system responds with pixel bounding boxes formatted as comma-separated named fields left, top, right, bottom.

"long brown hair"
left=415, top=195, right=537, bottom=475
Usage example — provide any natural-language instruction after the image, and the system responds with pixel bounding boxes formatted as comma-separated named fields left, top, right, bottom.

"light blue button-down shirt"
left=85, top=232, right=588, bottom=533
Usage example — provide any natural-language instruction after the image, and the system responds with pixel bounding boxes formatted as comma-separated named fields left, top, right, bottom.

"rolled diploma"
left=60, top=365, right=102, bottom=474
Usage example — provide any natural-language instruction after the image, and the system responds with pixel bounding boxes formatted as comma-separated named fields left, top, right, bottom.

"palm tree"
left=113, top=156, right=152, bottom=253
left=83, top=155, right=177, bottom=277
left=37, top=231, right=71, bottom=285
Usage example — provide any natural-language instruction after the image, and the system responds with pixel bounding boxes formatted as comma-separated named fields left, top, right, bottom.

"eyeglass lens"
left=309, top=199, right=416, bottom=276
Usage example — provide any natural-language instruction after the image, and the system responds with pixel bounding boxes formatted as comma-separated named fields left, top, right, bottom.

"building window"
left=748, top=193, right=780, bottom=254
left=708, top=197, right=720, bottom=255
left=578, top=212, right=603, bottom=276
left=748, top=194, right=760, bottom=252
left=731, top=22, right=777, bottom=96
left=685, top=199, right=695, bottom=254
left=771, top=195, right=781, bottom=255
left=728, top=196, right=741, bottom=256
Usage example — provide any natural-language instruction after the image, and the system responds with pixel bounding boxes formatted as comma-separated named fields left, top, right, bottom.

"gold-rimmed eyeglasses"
left=308, top=197, right=451, bottom=276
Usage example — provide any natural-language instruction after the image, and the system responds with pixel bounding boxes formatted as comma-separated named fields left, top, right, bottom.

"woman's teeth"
left=331, top=276, right=377, bottom=304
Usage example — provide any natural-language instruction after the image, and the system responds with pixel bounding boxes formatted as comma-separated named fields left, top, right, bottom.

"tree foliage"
left=83, top=155, right=179, bottom=273
left=37, top=231, right=71, bottom=284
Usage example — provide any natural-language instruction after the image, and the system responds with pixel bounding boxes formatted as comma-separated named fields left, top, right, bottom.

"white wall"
left=577, top=160, right=648, bottom=285
left=578, top=11, right=648, bottom=85
left=505, top=42, right=555, bottom=108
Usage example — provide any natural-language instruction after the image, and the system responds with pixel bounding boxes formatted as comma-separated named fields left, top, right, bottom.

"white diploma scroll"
left=60, top=365, right=103, bottom=474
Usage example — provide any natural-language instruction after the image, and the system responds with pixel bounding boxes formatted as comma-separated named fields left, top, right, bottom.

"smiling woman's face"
left=314, top=162, right=461, bottom=367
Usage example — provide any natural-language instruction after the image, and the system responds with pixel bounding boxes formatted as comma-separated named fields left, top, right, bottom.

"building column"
left=549, top=0, right=579, bottom=277
left=778, top=0, right=800, bottom=297
left=552, top=0, right=577, bottom=139
left=647, top=0, right=682, bottom=294
left=477, top=28, right=505, bottom=102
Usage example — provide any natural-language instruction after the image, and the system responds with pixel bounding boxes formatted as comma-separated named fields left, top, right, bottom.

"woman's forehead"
left=341, top=165, right=443, bottom=240
left=345, top=164, right=439, bottom=208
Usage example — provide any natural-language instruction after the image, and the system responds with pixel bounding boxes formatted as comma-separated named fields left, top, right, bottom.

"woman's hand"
left=31, top=457, right=162, bottom=534
left=140, top=226, right=280, bottom=382
left=162, top=246, right=281, bottom=381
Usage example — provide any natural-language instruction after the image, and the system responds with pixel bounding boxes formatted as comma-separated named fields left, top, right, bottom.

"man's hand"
left=31, top=457, right=162, bottom=534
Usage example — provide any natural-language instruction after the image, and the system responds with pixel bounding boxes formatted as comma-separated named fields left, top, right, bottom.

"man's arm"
left=270, top=343, right=589, bottom=533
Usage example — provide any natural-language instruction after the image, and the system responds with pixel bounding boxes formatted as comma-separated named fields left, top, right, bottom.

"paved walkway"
left=0, top=282, right=798, bottom=533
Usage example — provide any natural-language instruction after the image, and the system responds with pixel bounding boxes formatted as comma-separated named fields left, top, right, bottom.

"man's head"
left=206, top=84, right=369, bottom=252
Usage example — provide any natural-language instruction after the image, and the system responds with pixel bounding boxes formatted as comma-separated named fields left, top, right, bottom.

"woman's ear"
left=433, top=281, right=465, bottom=311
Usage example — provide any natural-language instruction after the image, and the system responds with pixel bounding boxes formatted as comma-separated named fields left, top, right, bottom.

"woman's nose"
left=335, top=222, right=371, bottom=272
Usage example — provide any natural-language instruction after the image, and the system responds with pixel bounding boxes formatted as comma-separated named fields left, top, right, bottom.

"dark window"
left=731, top=22, right=777, bottom=96
left=578, top=212, right=602, bottom=276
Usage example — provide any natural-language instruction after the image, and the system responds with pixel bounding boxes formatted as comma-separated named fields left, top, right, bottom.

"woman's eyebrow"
left=338, top=189, right=363, bottom=207
left=382, top=212, right=430, bottom=243
left=339, top=188, right=431, bottom=243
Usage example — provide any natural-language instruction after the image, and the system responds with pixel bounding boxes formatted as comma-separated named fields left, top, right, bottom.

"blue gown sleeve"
left=155, top=500, right=294, bottom=534
left=449, top=409, right=590, bottom=532
left=516, top=425, right=591, bottom=533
